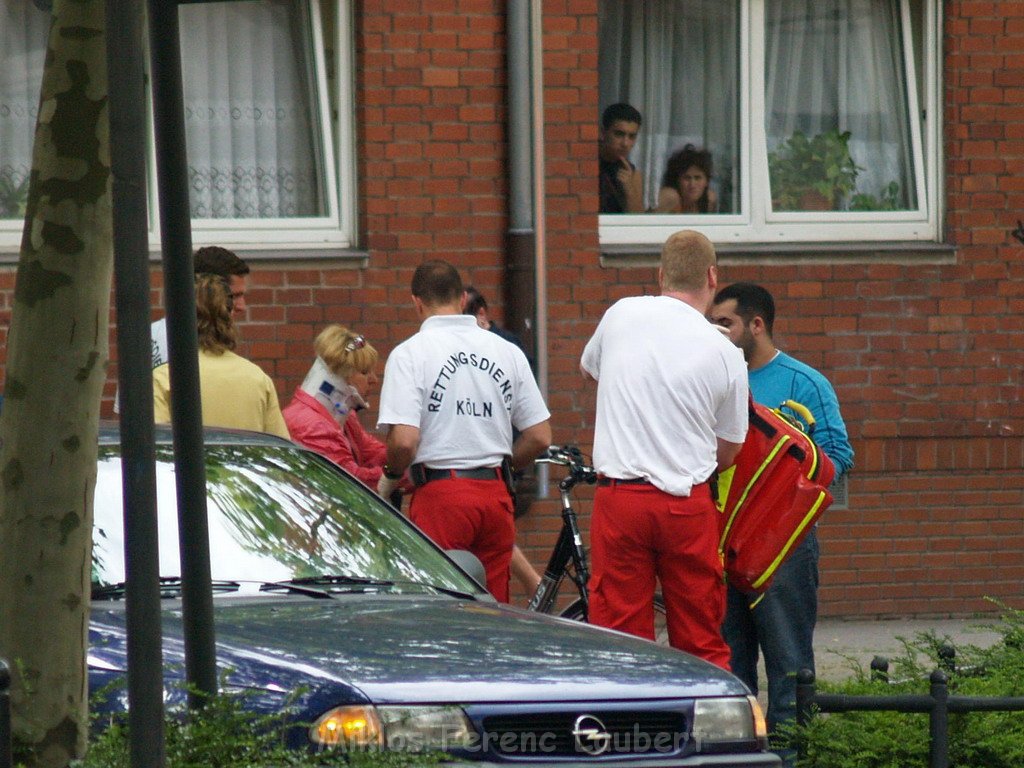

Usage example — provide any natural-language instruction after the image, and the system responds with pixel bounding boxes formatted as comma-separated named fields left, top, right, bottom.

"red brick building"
left=1, top=1, right=1021, bottom=617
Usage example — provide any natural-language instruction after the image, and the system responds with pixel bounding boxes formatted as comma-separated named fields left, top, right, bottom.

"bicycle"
left=526, top=445, right=668, bottom=644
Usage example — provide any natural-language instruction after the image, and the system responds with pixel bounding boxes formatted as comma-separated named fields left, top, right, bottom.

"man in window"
left=598, top=103, right=644, bottom=214
left=710, top=282, right=854, bottom=760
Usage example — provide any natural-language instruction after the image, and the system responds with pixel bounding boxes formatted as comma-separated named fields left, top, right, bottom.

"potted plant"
left=768, top=129, right=862, bottom=211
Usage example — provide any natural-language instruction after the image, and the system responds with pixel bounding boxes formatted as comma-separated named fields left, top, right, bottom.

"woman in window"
left=655, top=144, right=718, bottom=214
left=153, top=273, right=290, bottom=439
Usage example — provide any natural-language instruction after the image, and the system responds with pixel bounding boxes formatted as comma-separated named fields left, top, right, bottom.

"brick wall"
left=2, top=0, right=1022, bottom=618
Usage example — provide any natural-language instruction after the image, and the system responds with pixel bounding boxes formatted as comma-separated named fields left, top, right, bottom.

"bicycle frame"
left=526, top=446, right=595, bottom=618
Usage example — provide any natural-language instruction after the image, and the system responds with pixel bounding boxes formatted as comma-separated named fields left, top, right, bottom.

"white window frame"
left=599, top=0, right=943, bottom=248
left=0, top=0, right=356, bottom=254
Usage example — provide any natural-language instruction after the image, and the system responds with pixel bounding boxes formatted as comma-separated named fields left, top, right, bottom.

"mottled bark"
left=0, top=1, right=111, bottom=766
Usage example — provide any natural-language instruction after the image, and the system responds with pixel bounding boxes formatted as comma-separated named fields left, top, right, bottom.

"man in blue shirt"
left=710, top=282, right=854, bottom=756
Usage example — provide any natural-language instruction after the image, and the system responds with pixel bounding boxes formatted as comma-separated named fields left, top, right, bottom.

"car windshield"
left=92, top=443, right=484, bottom=597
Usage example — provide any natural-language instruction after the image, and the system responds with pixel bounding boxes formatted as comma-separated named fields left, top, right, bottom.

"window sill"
left=599, top=241, right=957, bottom=268
left=0, top=245, right=370, bottom=267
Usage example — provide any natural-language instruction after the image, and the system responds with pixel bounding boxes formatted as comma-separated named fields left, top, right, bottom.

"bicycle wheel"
left=560, top=596, right=670, bottom=648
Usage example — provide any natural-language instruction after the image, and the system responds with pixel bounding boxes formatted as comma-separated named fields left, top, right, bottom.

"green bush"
left=789, top=605, right=1024, bottom=768
left=14, top=687, right=443, bottom=768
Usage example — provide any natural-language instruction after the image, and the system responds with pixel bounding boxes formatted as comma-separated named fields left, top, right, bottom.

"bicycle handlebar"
left=536, top=445, right=598, bottom=485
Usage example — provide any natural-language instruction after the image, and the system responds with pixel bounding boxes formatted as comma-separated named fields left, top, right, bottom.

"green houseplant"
left=768, top=129, right=862, bottom=211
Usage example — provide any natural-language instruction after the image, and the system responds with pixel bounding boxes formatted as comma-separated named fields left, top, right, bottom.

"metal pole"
left=146, top=0, right=218, bottom=705
left=0, top=659, right=10, bottom=768
left=794, top=668, right=815, bottom=763
left=929, top=669, right=949, bottom=768
left=528, top=0, right=548, bottom=497
left=106, top=0, right=168, bottom=761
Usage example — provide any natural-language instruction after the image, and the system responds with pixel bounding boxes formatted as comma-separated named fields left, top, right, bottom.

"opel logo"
left=572, top=714, right=612, bottom=755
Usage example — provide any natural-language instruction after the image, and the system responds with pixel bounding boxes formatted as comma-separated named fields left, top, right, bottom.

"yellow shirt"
left=153, top=349, right=290, bottom=439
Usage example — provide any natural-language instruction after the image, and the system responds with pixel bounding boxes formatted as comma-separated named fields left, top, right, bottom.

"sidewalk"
left=812, top=616, right=1003, bottom=681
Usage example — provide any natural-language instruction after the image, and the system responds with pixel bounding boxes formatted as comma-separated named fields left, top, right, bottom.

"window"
left=0, top=0, right=356, bottom=251
left=598, top=0, right=941, bottom=246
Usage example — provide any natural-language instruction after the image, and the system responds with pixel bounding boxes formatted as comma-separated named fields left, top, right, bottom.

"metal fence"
left=795, top=649, right=1024, bottom=768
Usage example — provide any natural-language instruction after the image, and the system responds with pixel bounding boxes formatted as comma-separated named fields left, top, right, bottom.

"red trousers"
left=588, top=481, right=731, bottom=670
left=409, top=477, right=515, bottom=602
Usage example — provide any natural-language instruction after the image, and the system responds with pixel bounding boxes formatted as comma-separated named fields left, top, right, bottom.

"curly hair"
left=195, top=273, right=236, bottom=354
left=314, top=325, right=379, bottom=378
left=661, top=144, right=714, bottom=213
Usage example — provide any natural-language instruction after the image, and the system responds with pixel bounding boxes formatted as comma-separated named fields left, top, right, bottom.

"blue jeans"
left=722, top=530, right=819, bottom=736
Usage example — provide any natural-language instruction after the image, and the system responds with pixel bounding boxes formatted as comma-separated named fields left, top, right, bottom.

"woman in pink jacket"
left=283, top=325, right=399, bottom=490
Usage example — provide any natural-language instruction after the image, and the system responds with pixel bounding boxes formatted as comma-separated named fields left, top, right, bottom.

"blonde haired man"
left=580, top=230, right=748, bottom=668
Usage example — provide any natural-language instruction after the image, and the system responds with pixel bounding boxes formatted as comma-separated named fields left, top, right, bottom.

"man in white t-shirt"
left=376, top=260, right=552, bottom=602
left=580, top=230, right=748, bottom=669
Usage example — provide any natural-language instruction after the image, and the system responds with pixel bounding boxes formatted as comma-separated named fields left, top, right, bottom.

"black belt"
left=597, top=476, right=653, bottom=487
left=414, top=466, right=502, bottom=487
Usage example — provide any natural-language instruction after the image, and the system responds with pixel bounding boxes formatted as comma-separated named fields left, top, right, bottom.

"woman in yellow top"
left=153, top=273, right=290, bottom=439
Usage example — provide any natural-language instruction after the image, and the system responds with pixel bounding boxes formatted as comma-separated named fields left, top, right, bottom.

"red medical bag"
left=716, top=398, right=836, bottom=595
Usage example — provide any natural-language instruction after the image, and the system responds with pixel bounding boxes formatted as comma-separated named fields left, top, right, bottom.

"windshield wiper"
left=261, top=574, right=394, bottom=595
left=386, top=580, right=481, bottom=601
left=92, top=577, right=241, bottom=601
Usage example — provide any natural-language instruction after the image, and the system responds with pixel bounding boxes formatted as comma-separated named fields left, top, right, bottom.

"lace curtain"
left=0, top=0, right=49, bottom=219
left=599, top=0, right=740, bottom=213
left=765, top=0, right=916, bottom=208
left=179, top=0, right=327, bottom=219
left=599, top=0, right=917, bottom=212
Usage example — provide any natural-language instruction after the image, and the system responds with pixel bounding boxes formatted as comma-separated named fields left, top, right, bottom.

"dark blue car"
left=89, top=425, right=779, bottom=766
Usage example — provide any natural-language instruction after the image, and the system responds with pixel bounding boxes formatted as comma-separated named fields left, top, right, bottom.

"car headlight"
left=692, top=696, right=768, bottom=749
left=311, top=705, right=475, bottom=751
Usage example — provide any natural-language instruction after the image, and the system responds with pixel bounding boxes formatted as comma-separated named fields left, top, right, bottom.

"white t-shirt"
left=377, top=314, right=550, bottom=468
left=581, top=295, right=748, bottom=496
left=114, top=317, right=170, bottom=414
left=151, top=317, right=169, bottom=368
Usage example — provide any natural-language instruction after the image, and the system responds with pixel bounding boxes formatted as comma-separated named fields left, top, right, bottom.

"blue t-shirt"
left=748, top=351, right=854, bottom=476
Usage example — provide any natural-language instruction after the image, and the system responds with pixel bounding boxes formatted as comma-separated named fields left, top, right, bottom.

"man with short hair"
left=710, top=281, right=854, bottom=744
left=581, top=230, right=748, bottom=668
left=151, top=246, right=250, bottom=368
left=376, top=261, right=552, bottom=602
left=599, top=102, right=645, bottom=214
left=117, top=245, right=251, bottom=414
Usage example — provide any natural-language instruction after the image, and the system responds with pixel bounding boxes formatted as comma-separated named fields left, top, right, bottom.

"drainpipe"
left=507, top=0, right=548, bottom=490
left=506, top=1, right=544, bottom=383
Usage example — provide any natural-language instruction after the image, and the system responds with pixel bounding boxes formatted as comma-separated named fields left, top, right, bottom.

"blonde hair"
left=314, top=325, right=379, bottom=377
left=195, top=273, right=236, bottom=354
left=660, top=230, right=717, bottom=292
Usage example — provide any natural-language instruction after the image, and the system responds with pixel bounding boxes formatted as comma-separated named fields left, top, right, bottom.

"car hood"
left=90, top=595, right=746, bottom=703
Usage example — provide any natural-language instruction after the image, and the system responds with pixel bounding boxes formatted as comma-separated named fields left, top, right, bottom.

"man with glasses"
left=376, top=260, right=552, bottom=603
left=117, top=245, right=251, bottom=414
left=580, top=230, right=747, bottom=668
left=151, top=246, right=250, bottom=369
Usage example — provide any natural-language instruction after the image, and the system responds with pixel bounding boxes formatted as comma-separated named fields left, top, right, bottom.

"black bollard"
left=870, top=655, right=889, bottom=683
left=0, top=658, right=11, bottom=768
left=929, top=669, right=949, bottom=768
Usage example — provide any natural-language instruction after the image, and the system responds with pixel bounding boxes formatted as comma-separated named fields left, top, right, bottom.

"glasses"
left=344, top=335, right=366, bottom=353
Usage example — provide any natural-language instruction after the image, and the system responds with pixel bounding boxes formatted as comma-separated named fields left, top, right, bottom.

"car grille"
left=480, top=710, right=688, bottom=758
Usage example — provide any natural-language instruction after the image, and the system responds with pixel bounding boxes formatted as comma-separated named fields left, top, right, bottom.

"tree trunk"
left=0, top=1, right=111, bottom=765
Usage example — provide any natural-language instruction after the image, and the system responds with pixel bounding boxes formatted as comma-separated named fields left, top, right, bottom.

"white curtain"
left=599, top=0, right=740, bottom=212
left=0, top=0, right=50, bottom=219
left=179, top=0, right=326, bottom=219
left=764, top=0, right=915, bottom=207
